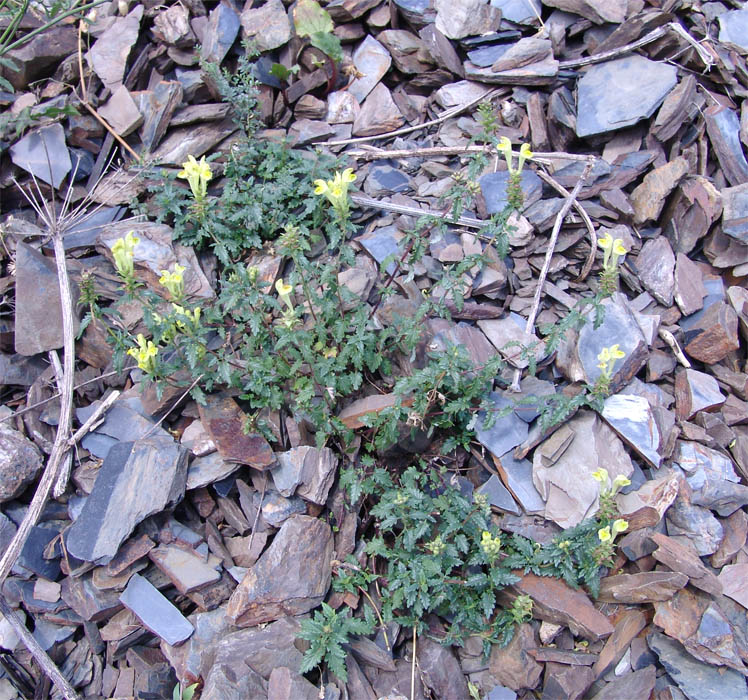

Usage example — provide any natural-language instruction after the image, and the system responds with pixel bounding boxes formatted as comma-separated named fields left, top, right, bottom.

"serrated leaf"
left=309, top=31, right=343, bottom=63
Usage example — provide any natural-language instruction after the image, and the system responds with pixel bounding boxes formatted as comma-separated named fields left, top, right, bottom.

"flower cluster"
left=159, top=263, right=186, bottom=302
left=127, top=333, right=158, bottom=373
left=177, top=155, right=212, bottom=204
left=592, top=467, right=631, bottom=522
left=597, top=232, right=628, bottom=296
left=480, top=530, right=502, bottom=560
left=111, top=231, right=139, bottom=290
left=313, top=168, right=356, bottom=221
left=593, top=344, right=625, bottom=397
left=497, top=137, right=533, bottom=175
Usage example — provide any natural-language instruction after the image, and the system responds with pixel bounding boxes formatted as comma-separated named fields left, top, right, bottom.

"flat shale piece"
left=66, top=435, right=189, bottom=564
left=226, top=515, right=332, bottom=626
left=87, top=6, right=143, bottom=91
left=198, top=392, right=275, bottom=468
left=149, top=545, right=220, bottom=594
left=348, top=35, right=391, bottom=103
left=502, top=572, right=613, bottom=641
left=719, top=8, right=748, bottom=51
left=575, top=56, right=677, bottom=138
left=272, top=446, right=338, bottom=504
left=651, top=532, right=722, bottom=596
left=601, top=394, right=668, bottom=468
left=674, top=369, right=725, bottom=420
left=722, top=183, right=748, bottom=244
left=597, top=571, right=688, bottom=604
left=10, top=123, right=72, bottom=189
left=682, top=301, right=740, bottom=364
left=648, top=632, right=748, bottom=700
left=705, top=104, right=748, bottom=186
left=120, top=573, right=194, bottom=646
left=543, top=0, right=624, bottom=23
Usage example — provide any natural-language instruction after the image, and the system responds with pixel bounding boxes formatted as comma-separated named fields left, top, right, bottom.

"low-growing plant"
left=298, top=602, right=374, bottom=682
left=338, top=462, right=628, bottom=655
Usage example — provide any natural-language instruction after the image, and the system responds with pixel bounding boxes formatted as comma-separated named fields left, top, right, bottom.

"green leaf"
left=269, top=62, right=299, bottom=81
left=293, top=0, right=333, bottom=38
left=309, top=31, right=343, bottom=63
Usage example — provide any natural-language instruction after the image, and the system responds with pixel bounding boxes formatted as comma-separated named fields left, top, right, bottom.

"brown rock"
left=338, top=393, right=407, bottom=429
left=597, top=571, right=688, bottom=604
left=492, top=38, right=552, bottom=72
left=683, top=302, right=740, bottom=364
left=149, top=545, right=221, bottom=594
left=674, top=368, right=726, bottom=421
left=240, top=0, right=290, bottom=52
left=634, top=236, right=676, bottom=307
left=267, top=666, right=317, bottom=700
left=653, top=587, right=708, bottom=643
left=663, top=176, right=722, bottom=255
left=99, top=85, right=143, bottom=137
left=674, top=253, right=706, bottom=317
left=226, top=515, right=332, bottom=626
left=199, top=392, right=275, bottom=469
left=502, top=572, right=613, bottom=641
left=588, top=665, right=655, bottom=700
left=541, top=662, right=595, bottom=700
left=592, top=609, right=647, bottom=678
left=631, top=157, right=689, bottom=225
left=719, top=563, right=748, bottom=609
left=418, top=636, right=468, bottom=698
left=651, top=532, right=722, bottom=596
left=488, top=622, right=542, bottom=691
left=352, top=83, right=406, bottom=137
left=542, top=0, right=625, bottom=24
left=712, top=510, right=748, bottom=568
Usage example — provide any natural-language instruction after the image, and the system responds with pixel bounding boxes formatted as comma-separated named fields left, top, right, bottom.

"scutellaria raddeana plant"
left=497, top=137, right=533, bottom=210
left=593, top=344, right=625, bottom=398
left=177, top=155, right=212, bottom=222
left=597, top=231, right=628, bottom=296
left=111, top=230, right=140, bottom=293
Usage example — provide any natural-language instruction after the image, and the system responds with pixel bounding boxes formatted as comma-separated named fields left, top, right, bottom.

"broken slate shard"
left=722, top=183, right=748, bottom=244
left=719, top=9, right=748, bottom=51
left=66, top=436, right=189, bottom=564
left=480, top=170, right=543, bottom=214
left=227, top=515, right=333, bottom=627
left=0, top=421, right=43, bottom=503
left=474, top=393, right=529, bottom=460
left=575, top=56, right=677, bottom=138
left=10, top=123, right=72, bottom=189
left=271, top=446, right=338, bottom=505
left=14, top=241, right=80, bottom=356
left=477, top=475, right=520, bottom=515
left=120, top=574, right=194, bottom=646
left=601, top=394, right=667, bottom=468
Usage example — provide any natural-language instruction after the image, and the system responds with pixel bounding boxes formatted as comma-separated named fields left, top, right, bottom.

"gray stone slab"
left=474, top=392, right=529, bottom=460
left=719, top=9, right=748, bottom=51
left=648, top=631, right=748, bottom=700
left=120, top=573, right=194, bottom=646
left=602, top=394, right=665, bottom=468
left=9, top=123, right=72, bottom=188
left=477, top=474, right=520, bottom=515
left=66, top=435, right=188, bottom=564
left=480, top=170, right=542, bottom=214
left=576, top=56, right=677, bottom=138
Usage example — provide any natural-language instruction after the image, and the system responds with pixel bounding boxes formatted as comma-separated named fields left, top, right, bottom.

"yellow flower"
left=517, top=143, right=533, bottom=172
left=111, top=231, right=139, bottom=280
left=178, top=155, right=212, bottom=201
left=597, top=347, right=611, bottom=364
left=612, top=240, right=627, bottom=257
left=481, top=530, right=502, bottom=558
left=275, top=278, right=294, bottom=311
left=126, top=333, right=158, bottom=373
left=597, top=232, right=613, bottom=251
left=609, top=344, right=625, bottom=360
left=313, top=179, right=328, bottom=195
left=598, top=526, right=612, bottom=543
left=172, top=303, right=201, bottom=330
left=612, top=474, right=631, bottom=490
left=340, top=167, right=356, bottom=183
left=612, top=519, right=629, bottom=534
left=497, top=136, right=513, bottom=171
left=159, top=263, right=186, bottom=301
left=591, top=468, right=609, bottom=484
left=313, top=169, right=356, bottom=220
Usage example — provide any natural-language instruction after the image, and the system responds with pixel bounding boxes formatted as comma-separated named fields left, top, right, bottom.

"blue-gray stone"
left=601, top=394, right=665, bottom=468
left=120, top=573, right=194, bottom=646
left=489, top=0, right=541, bottom=24
left=356, top=224, right=401, bottom=275
left=477, top=475, right=520, bottom=515
left=466, top=43, right=510, bottom=68
left=488, top=686, right=517, bottom=700
left=393, top=0, right=436, bottom=26
left=10, top=123, right=71, bottom=188
left=722, top=183, right=748, bottom=244
left=33, top=618, right=75, bottom=651
left=648, top=631, right=748, bottom=700
left=364, top=163, right=412, bottom=197
left=67, top=436, right=188, bottom=564
left=474, top=392, right=529, bottom=460
left=200, top=2, right=240, bottom=65
left=705, top=105, right=748, bottom=186
left=16, top=526, right=60, bottom=580
left=719, top=9, right=748, bottom=50
left=576, top=56, right=677, bottom=138
left=480, top=169, right=542, bottom=214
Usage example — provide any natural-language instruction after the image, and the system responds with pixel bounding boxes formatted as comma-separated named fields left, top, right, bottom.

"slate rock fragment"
left=10, top=123, right=72, bottom=190
left=87, top=6, right=143, bottom=91
left=120, top=574, right=194, bottom=646
left=0, top=422, right=43, bottom=503
left=705, top=104, right=748, bottom=187
left=66, top=436, right=188, bottom=564
left=682, top=301, right=740, bottom=364
left=597, top=571, right=687, bottom=604
left=435, top=0, right=501, bottom=40
left=575, top=56, right=677, bottom=138
left=272, top=446, right=338, bottom=505
left=721, top=183, right=748, bottom=244
left=648, top=631, right=748, bottom=700
left=631, top=158, right=689, bottom=227
left=601, top=394, right=669, bottom=468
left=479, top=170, right=542, bottom=214
left=719, top=8, right=748, bottom=51
left=227, top=515, right=333, bottom=626
left=240, top=0, right=290, bottom=51
left=348, top=35, right=392, bottom=104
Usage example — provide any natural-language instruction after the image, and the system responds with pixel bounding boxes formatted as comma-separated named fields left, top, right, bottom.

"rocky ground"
left=2, top=0, right=748, bottom=699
